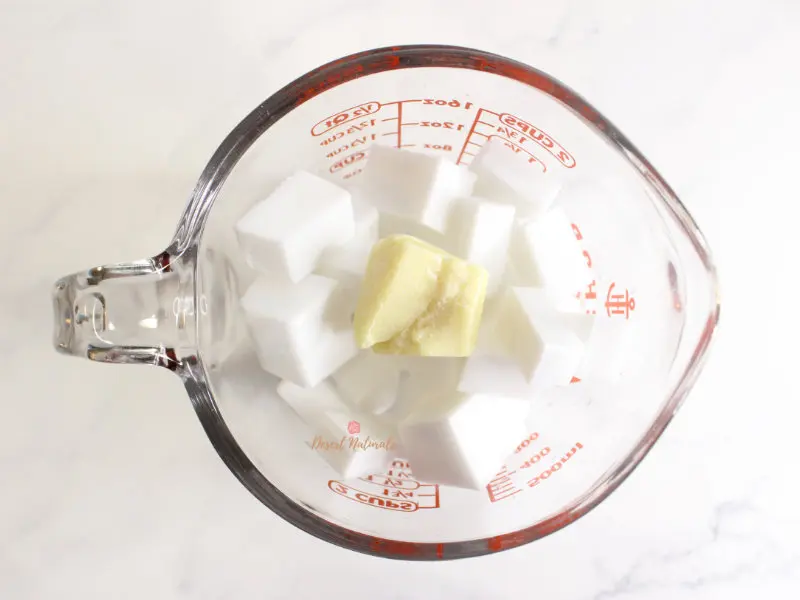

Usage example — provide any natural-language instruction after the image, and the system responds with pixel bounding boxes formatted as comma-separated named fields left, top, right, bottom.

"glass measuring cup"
left=52, top=45, right=720, bottom=560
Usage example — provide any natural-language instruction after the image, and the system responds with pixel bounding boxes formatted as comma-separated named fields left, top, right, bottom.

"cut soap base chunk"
left=398, top=392, right=531, bottom=490
left=357, top=145, right=476, bottom=232
left=277, top=379, right=344, bottom=421
left=354, top=235, right=488, bottom=357
left=241, top=274, right=358, bottom=387
left=498, top=287, right=585, bottom=389
left=508, top=207, right=593, bottom=309
left=331, top=352, right=402, bottom=415
left=235, top=171, right=354, bottom=282
left=385, top=357, right=465, bottom=422
left=315, top=200, right=379, bottom=284
left=459, top=287, right=587, bottom=395
left=445, top=196, right=516, bottom=294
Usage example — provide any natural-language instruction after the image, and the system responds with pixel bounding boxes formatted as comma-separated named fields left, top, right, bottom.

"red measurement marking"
left=570, top=376, right=581, bottom=384
left=486, top=466, right=522, bottom=503
left=329, top=481, right=418, bottom=511
left=421, top=99, right=474, bottom=109
left=581, top=280, right=597, bottom=301
left=520, top=446, right=551, bottom=469
left=350, top=134, right=376, bottom=147
left=574, top=281, right=637, bottom=319
left=496, top=125, right=518, bottom=139
left=527, top=443, right=584, bottom=487
left=329, top=151, right=366, bottom=173
left=361, top=475, right=420, bottom=490
left=396, top=102, right=403, bottom=149
left=311, top=102, right=381, bottom=137
left=341, top=168, right=363, bottom=180
left=583, top=250, right=593, bottom=268
left=388, top=464, right=417, bottom=479
left=514, top=432, right=540, bottom=454
left=500, top=113, right=576, bottom=168
left=345, top=119, right=376, bottom=134
left=382, top=99, right=422, bottom=105
left=576, top=279, right=598, bottom=315
left=605, top=283, right=636, bottom=319
left=418, top=121, right=464, bottom=130
left=457, top=108, right=485, bottom=165
left=488, top=135, right=546, bottom=172
left=329, top=459, right=441, bottom=512
left=326, top=144, right=349, bottom=158
left=318, top=131, right=345, bottom=147
left=570, top=221, right=611, bottom=318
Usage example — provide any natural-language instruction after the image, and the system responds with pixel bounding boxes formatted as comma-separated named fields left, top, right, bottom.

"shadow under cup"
left=191, top=46, right=719, bottom=559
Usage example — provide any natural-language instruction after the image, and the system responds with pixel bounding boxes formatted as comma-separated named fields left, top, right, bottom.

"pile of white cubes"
left=234, top=139, right=595, bottom=489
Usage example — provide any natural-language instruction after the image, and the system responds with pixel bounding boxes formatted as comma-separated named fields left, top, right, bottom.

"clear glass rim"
left=173, top=44, right=721, bottom=560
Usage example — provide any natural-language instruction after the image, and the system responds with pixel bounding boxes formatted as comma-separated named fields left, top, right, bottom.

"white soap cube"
left=508, top=208, right=593, bottom=308
left=470, top=137, right=561, bottom=218
left=235, top=171, right=355, bottom=282
left=398, top=393, right=530, bottom=489
left=331, top=352, right=402, bottom=415
left=387, top=357, right=465, bottom=422
left=459, top=354, right=538, bottom=397
left=497, top=287, right=584, bottom=391
left=560, top=312, right=596, bottom=342
left=358, top=145, right=476, bottom=232
left=459, top=294, right=588, bottom=396
left=445, top=197, right=516, bottom=293
left=316, top=327, right=361, bottom=386
left=459, top=337, right=585, bottom=397
left=240, top=275, right=358, bottom=387
left=277, top=379, right=347, bottom=421
left=316, top=200, right=378, bottom=283
left=458, top=297, right=533, bottom=397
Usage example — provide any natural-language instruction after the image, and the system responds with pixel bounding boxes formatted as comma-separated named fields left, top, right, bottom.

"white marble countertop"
left=2, top=1, right=799, bottom=598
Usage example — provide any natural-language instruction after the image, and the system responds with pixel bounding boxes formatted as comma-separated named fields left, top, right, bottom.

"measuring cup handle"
left=52, top=248, right=194, bottom=371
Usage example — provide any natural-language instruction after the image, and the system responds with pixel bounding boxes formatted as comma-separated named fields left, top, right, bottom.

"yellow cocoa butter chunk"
left=353, top=234, right=488, bottom=357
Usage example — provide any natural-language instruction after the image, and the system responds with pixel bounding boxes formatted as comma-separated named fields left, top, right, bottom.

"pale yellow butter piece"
left=354, top=234, right=488, bottom=357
